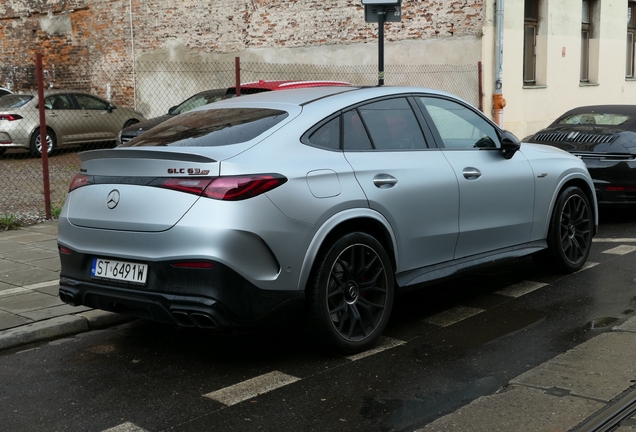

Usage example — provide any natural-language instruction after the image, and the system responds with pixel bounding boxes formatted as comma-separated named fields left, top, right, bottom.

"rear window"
left=121, top=108, right=288, bottom=147
left=557, top=113, right=631, bottom=126
left=0, top=94, right=33, bottom=109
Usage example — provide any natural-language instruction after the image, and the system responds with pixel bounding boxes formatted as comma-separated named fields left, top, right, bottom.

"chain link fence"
left=0, top=60, right=479, bottom=226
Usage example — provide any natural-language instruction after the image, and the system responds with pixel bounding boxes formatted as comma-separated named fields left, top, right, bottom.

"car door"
left=416, top=96, right=535, bottom=259
left=43, top=94, right=78, bottom=144
left=71, top=93, right=116, bottom=141
left=341, top=96, right=460, bottom=273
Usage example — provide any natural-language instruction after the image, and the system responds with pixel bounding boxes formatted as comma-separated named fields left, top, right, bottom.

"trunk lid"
left=66, top=148, right=222, bottom=232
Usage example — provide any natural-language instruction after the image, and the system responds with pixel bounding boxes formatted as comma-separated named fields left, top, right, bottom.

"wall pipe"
left=494, top=0, right=506, bottom=127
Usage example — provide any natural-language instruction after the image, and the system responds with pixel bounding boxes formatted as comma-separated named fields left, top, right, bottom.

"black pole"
left=378, top=7, right=385, bottom=86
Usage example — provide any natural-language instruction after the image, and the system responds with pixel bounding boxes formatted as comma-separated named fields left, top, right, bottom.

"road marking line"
left=424, top=306, right=485, bottom=327
left=594, top=238, right=636, bottom=243
left=0, top=280, right=59, bottom=297
left=346, top=336, right=406, bottom=361
left=579, top=261, right=599, bottom=271
left=496, top=281, right=547, bottom=298
left=102, top=422, right=149, bottom=432
left=602, top=245, right=636, bottom=255
left=203, top=371, right=300, bottom=406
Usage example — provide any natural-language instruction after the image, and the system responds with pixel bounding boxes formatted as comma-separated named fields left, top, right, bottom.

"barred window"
left=524, top=0, right=539, bottom=84
left=628, top=2, right=636, bottom=78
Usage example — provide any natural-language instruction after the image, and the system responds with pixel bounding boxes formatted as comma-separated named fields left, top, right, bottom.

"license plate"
left=91, top=258, right=148, bottom=285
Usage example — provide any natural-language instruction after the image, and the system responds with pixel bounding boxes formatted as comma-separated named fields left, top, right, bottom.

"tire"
left=0, top=148, right=5, bottom=158
left=307, top=232, right=394, bottom=354
left=534, top=186, right=593, bottom=273
left=30, top=128, right=56, bottom=157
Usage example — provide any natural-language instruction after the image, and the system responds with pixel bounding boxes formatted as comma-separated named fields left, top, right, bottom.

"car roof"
left=210, top=85, right=461, bottom=109
left=558, top=105, right=636, bottom=116
left=230, top=79, right=352, bottom=91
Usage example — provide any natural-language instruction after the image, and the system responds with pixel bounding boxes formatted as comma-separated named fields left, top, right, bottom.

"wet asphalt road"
left=1, top=208, right=636, bottom=432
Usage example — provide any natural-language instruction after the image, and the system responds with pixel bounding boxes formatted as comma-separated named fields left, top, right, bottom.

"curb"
left=0, top=311, right=134, bottom=351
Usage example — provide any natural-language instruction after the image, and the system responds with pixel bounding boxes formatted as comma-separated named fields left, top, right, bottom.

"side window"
left=45, top=94, right=72, bottom=110
left=74, top=94, right=109, bottom=110
left=418, top=97, right=501, bottom=149
left=343, top=109, right=373, bottom=150
left=357, top=98, right=428, bottom=150
left=308, top=116, right=340, bottom=150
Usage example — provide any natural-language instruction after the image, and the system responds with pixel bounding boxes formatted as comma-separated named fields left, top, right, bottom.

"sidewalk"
left=0, top=221, right=130, bottom=350
left=1, top=222, right=635, bottom=431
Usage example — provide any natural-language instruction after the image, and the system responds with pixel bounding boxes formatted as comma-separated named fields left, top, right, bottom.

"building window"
left=524, top=0, right=539, bottom=84
left=628, top=2, right=636, bottom=78
left=581, top=0, right=590, bottom=82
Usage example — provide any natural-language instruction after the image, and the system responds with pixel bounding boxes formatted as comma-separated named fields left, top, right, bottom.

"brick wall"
left=0, top=0, right=483, bottom=106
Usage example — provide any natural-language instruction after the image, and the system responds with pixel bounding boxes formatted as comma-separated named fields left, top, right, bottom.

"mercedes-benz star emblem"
left=106, top=189, right=120, bottom=209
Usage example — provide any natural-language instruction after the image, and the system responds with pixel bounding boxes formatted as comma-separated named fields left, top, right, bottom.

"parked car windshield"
left=121, top=108, right=289, bottom=147
left=557, top=113, right=631, bottom=126
left=0, top=94, right=33, bottom=109
left=170, top=90, right=226, bottom=115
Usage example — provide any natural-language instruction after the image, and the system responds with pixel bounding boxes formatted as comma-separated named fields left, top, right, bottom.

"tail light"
left=0, top=114, right=23, bottom=121
left=68, top=174, right=94, bottom=192
left=153, top=174, right=287, bottom=201
left=606, top=186, right=636, bottom=192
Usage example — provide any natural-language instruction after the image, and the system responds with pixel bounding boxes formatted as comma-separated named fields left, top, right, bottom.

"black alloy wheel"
left=535, top=186, right=593, bottom=273
left=307, top=232, right=394, bottom=353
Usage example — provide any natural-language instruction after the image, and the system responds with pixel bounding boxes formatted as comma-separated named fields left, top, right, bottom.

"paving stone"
left=0, top=260, right=29, bottom=273
left=21, top=303, right=91, bottom=321
left=0, top=267, right=60, bottom=286
left=419, top=386, right=604, bottom=432
left=510, top=332, right=636, bottom=402
left=7, top=248, right=59, bottom=263
left=29, top=256, right=61, bottom=272
left=0, top=291, right=62, bottom=314
left=0, top=310, right=33, bottom=331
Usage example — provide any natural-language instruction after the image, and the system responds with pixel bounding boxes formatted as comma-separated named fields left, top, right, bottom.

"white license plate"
left=91, top=258, right=148, bottom=285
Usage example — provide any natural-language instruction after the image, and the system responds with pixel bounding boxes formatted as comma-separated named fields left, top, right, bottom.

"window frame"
left=523, top=0, right=540, bottom=85
left=581, top=0, right=591, bottom=82
left=628, top=2, right=636, bottom=78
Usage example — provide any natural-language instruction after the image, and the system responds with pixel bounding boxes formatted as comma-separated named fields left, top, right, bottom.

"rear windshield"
left=0, top=94, right=33, bottom=109
left=121, top=108, right=289, bottom=147
left=557, top=113, right=631, bottom=126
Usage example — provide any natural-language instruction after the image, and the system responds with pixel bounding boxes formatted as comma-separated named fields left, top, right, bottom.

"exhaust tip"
left=171, top=311, right=195, bottom=327
left=191, top=312, right=218, bottom=329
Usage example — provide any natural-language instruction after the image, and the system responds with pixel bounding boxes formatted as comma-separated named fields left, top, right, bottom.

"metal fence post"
left=36, top=53, right=51, bottom=220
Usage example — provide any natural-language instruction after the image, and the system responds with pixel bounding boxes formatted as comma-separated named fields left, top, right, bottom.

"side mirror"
left=500, top=130, right=520, bottom=160
left=107, top=104, right=115, bottom=113
left=168, top=106, right=177, bottom=115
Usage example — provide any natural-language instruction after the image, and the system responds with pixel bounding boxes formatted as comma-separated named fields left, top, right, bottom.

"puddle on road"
left=588, top=316, right=621, bottom=329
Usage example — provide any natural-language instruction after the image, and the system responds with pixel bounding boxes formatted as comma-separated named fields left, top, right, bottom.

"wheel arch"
left=298, top=209, right=398, bottom=293
left=548, top=174, right=599, bottom=237
left=30, top=125, right=59, bottom=143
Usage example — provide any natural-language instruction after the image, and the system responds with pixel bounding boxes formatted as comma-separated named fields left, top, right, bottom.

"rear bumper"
left=585, top=160, right=636, bottom=205
left=58, top=247, right=305, bottom=329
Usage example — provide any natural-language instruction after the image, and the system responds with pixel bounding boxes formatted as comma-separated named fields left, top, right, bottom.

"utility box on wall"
left=362, top=0, right=402, bottom=23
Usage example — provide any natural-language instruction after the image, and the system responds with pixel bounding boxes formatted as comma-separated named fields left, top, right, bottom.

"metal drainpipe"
left=494, top=0, right=506, bottom=128
left=129, top=0, right=137, bottom=109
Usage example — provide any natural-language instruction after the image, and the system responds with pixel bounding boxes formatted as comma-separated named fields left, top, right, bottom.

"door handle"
left=462, top=167, right=482, bottom=180
left=373, top=174, right=398, bottom=189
